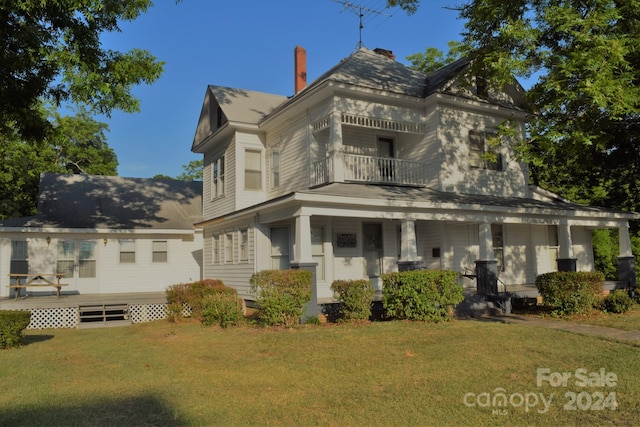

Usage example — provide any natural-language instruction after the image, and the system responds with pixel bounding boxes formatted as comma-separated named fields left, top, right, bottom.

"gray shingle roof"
left=0, top=173, right=203, bottom=230
left=209, top=85, right=287, bottom=125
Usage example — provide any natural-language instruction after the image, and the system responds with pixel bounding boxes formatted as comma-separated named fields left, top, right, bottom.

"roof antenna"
left=332, top=0, right=391, bottom=50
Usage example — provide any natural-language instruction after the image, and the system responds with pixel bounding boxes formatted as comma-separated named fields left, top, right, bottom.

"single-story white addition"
left=0, top=173, right=203, bottom=298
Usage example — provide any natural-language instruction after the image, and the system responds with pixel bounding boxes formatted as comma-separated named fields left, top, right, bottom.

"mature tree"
left=0, top=1, right=164, bottom=140
left=177, top=159, right=203, bottom=181
left=152, top=159, right=203, bottom=181
left=0, top=107, right=117, bottom=219
left=393, top=0, right=640, bottom=211
left=397, top=0, right=640, bottom=278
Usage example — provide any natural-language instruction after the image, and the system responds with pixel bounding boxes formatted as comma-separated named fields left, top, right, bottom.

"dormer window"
left=469, top=130, right=503, bottom=171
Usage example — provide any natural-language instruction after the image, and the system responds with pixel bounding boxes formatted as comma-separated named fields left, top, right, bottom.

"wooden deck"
left=0, top=292, right=167, bottom=310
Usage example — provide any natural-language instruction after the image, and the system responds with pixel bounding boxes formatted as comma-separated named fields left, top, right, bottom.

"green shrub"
left=0, top=310, right=32, bottom=349
left=599, top=290, right=635, bottom=314
left=382, top=270, right=463, bottom=322
left=250, top=270, right=312, bottom=327
left=331, top=279, right=374, bottom=322
left=166, top=279, right=235, bottom=322
left=535, top=271, right=604, bottom=315
left=200, top=290, right=244, bottom=328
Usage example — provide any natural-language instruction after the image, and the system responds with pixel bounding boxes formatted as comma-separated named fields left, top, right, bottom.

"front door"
left=57, top=240, right=98, bottom=292
left=363, top=223, right=383, bottom=290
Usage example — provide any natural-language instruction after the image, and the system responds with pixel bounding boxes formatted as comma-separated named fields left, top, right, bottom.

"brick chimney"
left=294, top=46, right=307, bottom=94
left=374, top=48, right=396, bottom=61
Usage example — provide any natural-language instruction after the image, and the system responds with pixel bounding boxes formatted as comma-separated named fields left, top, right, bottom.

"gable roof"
left=208, top=85, right=287, bottom=125
left=0, top=173, right=203, bottom=230
left=192, top=47, right=529, bottom=150
left=298, top=47, right=432, bottom=98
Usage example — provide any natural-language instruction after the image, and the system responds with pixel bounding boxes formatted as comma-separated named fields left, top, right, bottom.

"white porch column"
left=557, top=220, right=577, bottom=271
left=330, top=110, right=344, bottom=182
left=476, top=222, right=498, bottom=295
left=400, top=219, right=417, bottom=260
left=293, top=214, right=313, bottom=263
left=478, top=222, right=494, bottom=260
left=558, top=221, right=573, bottom=259
left=619, top=222, right=633, bottom=258
left=617, top=221, right=636, bottom=292
left=398, top=219, right=421, bottom=271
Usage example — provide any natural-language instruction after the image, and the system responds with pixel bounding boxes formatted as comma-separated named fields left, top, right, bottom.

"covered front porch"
left=276, top=183, right=637, bottom=314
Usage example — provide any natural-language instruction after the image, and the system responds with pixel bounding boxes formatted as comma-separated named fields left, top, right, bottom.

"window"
left=492, top=224, right=504, bottom=272
left=78, top=241, right=96, bottom=278
left=212, top=234, right=220, bottom=264
left=469, top=130, right=502, bottom=171
left=270, top=227, right=290, bottom=270
left=212, top=156, right=225, bottom=198
left=152, top=240, right=168, bottom=263
left=271, top=150, right=280, bottom=188
left=10, top=241, right=28, bottom=275
left=216, top=106, right=225, bottom=128
left=57, top=241, right=75, bottom=277
left=312, top=227, right=325, bottom=281
left=245, top=149, right=262, bottom=190
left=119, top=240, right=136, bottom=263
left=239, top=229, right=249, bottom=262
left=225, top=232, right=234, bottom=263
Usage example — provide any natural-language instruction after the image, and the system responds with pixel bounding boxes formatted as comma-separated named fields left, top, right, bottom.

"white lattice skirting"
left=20, top=303, right=173, bottom=329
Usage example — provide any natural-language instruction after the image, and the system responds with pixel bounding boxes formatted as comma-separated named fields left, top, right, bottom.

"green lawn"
left=1, top=318, right=638, bottom=426
left=567, top=305, right=640, bottom=331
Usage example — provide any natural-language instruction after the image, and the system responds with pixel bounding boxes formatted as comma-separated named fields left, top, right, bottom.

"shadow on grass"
left=0, top=394, right=187, bottom=426
left=21, top=334, right=54, bottom=345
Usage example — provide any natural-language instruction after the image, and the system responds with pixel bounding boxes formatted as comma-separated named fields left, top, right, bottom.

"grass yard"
left=1, top=318, right=638, bottom=426
left=566, top=305, right=640, bottom=331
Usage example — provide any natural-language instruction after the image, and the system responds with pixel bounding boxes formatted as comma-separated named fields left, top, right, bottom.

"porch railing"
left=311, top=153, right=428, bottom=187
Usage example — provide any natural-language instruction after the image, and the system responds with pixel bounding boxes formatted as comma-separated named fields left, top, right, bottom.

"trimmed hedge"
left=250, top=270, right=312, bottom=327
left=0, top=310, right=32, bottom=349
left=200, top=291, right=245, bottom=328
left=535, top=271, right=604, bottom=315
left=382, top=270, right=463, bottom=322
left=599, top=290, right=635, bottom=314
left=166, top=279, right=242, bottom=326
left=331, top=279, right=374, bottom=322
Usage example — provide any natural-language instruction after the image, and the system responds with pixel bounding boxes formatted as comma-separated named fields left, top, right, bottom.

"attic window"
left=216, top=106, right=225, bottom=128
left=476, top=75, right=488, bottom=98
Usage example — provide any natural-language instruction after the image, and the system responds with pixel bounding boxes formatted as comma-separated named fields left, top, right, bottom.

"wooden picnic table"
left=7, top=274, right=68, bottom=300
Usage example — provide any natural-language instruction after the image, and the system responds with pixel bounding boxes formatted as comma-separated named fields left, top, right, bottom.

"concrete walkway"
left=481, top=314, right=640, bottom=342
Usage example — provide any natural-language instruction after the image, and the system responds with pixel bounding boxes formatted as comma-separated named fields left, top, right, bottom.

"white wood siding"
left=234, top=132, right=267, bottom=210
left=0, top=232, right=202, bottom=297
left=437, top=105, right=528, bottom=198
left=203, top=218, right=258, bottom=299
left=203, top=138, right=236, bottom=220
left=266, top=112, right=309, bottom=196
left=503, top=224, right=530, bottom=284
left=573, top=226, right=594, bottom=272
left=418, top=220, right=443, bottom=270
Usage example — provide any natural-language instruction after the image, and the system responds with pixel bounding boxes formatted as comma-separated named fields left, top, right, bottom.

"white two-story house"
left=192, top=46, right=637, bottom=310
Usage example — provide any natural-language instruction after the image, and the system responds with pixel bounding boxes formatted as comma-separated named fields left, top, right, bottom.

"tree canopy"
left=397, top=0, right=640, bottom=213
left=0, top=0, right=164, bottom=140
left=0, top=107, right=117, bottom=219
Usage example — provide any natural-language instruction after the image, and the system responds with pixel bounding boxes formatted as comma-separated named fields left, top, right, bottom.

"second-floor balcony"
left=311, top=152, right=428, bottom=187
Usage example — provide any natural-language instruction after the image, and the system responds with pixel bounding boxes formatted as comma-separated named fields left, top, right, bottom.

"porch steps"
left=454, top=293, right=502, bottom=319
left=78, top=303, right=132, bottom=328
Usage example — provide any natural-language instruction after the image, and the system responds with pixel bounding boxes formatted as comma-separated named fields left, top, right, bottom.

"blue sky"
left=96, top=1, right=465, bottom=178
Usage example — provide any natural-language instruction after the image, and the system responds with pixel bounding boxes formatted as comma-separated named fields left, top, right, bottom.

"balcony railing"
left=311, top=153, right=428, bottom=187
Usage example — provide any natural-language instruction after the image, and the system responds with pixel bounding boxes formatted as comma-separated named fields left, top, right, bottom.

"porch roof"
left=297, top=183, right=638, bottom=221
